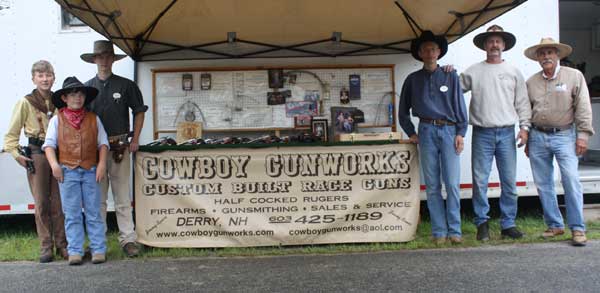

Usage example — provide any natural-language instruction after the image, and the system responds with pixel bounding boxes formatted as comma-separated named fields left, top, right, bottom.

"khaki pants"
left=27, top=145, right=67, bottom=253
left=100, top=149, right=137, bottom=246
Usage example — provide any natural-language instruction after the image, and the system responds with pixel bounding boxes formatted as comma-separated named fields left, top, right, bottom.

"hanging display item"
left=340, top=87, right=350, bottom=104
left=182, top=73, right=193, bottom=91
left=200, top=73, right=211, bottom=90
left=349, top=74, right=361, bottom=100
left=268, top=69, right=284, bottom=88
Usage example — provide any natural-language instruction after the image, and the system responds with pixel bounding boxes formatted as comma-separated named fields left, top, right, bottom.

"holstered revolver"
left=18, top=146, right=35, bottom=174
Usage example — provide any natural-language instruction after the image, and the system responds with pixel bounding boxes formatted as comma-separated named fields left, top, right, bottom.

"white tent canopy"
left=56, top=0, right=526, bottom=61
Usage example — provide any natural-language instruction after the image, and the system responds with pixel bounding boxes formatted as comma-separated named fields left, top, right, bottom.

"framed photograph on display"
left=294, top=115, right=312, bottom=129
left=311, top=118, right=328, bottom=142
left=330, top=106, right=357, bottom=140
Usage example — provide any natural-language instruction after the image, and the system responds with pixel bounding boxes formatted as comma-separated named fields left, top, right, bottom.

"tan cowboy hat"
left=473, top=24, right=516, bottom=51
left=80, top=40, right=127, bottom=64
left=524, top=37, right=572, bottom=61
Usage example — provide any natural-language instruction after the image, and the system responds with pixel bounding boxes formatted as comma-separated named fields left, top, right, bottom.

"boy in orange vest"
left=42, top=77, right=109, bottom=265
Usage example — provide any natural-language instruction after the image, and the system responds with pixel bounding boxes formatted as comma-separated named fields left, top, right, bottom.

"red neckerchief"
left=60, top=108, right=86, bottom=129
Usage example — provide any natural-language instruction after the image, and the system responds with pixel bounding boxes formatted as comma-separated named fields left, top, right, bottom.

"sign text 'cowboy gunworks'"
left=135, top=143, right=420, bottom=247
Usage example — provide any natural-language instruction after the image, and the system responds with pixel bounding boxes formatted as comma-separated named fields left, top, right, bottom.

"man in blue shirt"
left=398, top=31, right=468, bottom=244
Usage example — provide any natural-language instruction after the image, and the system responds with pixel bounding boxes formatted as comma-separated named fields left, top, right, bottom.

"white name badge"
left=440, top=85, right=448, bottom=93
left=555, top=83, right=567, bottom=92
left=113, top=93, right=122, bottom=99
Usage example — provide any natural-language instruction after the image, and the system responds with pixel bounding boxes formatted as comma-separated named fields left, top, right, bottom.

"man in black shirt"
left=82, top=40, right=148, bottom=257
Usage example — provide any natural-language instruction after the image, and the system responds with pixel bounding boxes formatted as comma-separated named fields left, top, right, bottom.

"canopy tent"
left=55, top=0, right=526, bottom=61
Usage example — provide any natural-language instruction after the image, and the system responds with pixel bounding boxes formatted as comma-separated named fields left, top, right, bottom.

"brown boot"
left=571, top=230, right=587, bottom=247
left=431, top=237, right=446, bottom=245
left=542, top=227, right=565, bottom=238
left=123, top=242, right=140, bottom=257
left=449, top=236, right=463, bottom=244
left=68, top=255, right=82, bottom=266
left=39, top=248, right=53, bottom=263
left=92, top=254, right=106, bottom=264
left=57, top=248, right=69, bottom=260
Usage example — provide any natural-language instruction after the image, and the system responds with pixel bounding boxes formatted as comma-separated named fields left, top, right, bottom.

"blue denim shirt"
left=398, top=66, right=468, bottom=137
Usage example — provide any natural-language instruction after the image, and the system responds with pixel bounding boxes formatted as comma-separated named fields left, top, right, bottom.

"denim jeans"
left=528, top=128, right=585, bottom=232
left=59, top=165, right=107, bottom=256
left=418, top=123, right=462, bottom=238
left=471, top=126, right=518, bottom=229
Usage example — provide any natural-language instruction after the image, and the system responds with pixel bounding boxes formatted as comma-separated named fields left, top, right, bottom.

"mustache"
left=542, top=59, right=554, bottom=65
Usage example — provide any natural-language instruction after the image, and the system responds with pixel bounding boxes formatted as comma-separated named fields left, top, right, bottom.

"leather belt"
left=420, top=118, right=456, bottom=126
left=108, top=134, right=129, bottom=145
left=533, top=124, right=572, bottom=134
left=28, top=137, right=45, bottom=147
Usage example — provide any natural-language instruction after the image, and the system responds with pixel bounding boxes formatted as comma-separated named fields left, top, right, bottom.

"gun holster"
left=110, top=142, right=129, bottom=163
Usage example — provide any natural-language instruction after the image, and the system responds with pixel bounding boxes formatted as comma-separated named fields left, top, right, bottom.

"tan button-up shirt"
left=526, top=66, right=594, bottom=140
left=3, top=96, right=53, bottom=159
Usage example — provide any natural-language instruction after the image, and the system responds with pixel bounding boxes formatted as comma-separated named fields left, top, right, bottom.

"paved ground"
left=1, top=240, right=599, bottom=292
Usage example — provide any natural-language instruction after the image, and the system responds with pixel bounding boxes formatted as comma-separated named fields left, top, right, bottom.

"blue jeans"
left=59, top=165, right=107, bottom=256
left=418, top=123, right=462, bottom=238
left=528, top=128, right=585, bottom=232
left=471, top=126, right=518, bottom=229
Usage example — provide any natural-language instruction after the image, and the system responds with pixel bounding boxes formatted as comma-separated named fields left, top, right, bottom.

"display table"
left=135, top=141, right=420, bottom=248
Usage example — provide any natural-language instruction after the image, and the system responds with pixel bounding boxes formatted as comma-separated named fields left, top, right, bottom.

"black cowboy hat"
left=51, top=76, right=99, bottom=109
left=410, top=30, right=448, bottom=61
left=473, top=24, right=516, bottom=51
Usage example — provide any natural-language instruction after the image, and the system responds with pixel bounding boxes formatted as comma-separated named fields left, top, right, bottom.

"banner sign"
left=135, top=143, right=420, bottom=247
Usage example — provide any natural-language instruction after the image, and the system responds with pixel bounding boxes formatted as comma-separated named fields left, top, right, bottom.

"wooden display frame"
left=152, top=64, right=396, bottom=139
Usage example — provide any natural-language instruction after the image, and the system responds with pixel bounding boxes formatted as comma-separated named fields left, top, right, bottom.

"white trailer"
left=1, top=0, right=599, bottom=215
left=0, top=0, right=133, bottom=214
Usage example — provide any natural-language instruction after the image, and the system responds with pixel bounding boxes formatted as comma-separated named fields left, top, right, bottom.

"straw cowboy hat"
left=80, top=40, right=127, bottom=64
left=410, top=30, right=448, bottom=61
left=51, top=77, right=98, bottom=109
left=473, top=24, right=516, bottom=51
left=524, top=37, right=573, bottom=61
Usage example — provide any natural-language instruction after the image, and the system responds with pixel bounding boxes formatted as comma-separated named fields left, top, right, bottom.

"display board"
left=134, top=143, right=419, bottom=247
left=152, top=65, right=395, bottom=135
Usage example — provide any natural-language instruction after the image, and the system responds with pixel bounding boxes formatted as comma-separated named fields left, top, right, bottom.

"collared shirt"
left=42, top=113, right=109, bottom=151
left=461, top=61, right=531, bottom=128
left=85, top=74, right=148, bottom=137
left=3, top=95, right=54, bottom=159
left=398, top=66, right=468, bottom=137
left=542, top=63, right=560, bottom=80
left=526, top=66, right=594, bottom=140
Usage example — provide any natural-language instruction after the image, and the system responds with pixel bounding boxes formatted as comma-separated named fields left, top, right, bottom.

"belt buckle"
left=432, top=119, right=441, bottom=126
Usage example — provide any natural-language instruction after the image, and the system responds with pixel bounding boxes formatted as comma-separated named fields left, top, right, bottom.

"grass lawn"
left=1, top=198, right=599, bottom=262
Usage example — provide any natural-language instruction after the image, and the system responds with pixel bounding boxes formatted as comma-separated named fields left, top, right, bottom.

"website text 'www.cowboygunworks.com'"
left=156, top=229, right=275, bottom=238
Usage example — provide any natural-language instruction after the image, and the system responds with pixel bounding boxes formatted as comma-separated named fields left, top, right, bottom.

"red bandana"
left=61, top=108, right=86, bottom=129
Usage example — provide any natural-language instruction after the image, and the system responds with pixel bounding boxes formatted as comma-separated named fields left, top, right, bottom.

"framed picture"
left=268, top=69, right=284, bottom=88
left=200, top=73, right=211, bottom=90
left=294, top=115, right=312, bottom=129
left=182, top=73, right=193, bottom=91
left=267, top=91, right=285, bottom=105
left=330, top=106, right=357, bottom=140
left=311, top=118, right=328, bottom=142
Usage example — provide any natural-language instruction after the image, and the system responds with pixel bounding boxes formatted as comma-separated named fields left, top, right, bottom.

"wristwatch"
left=520, top=125, right=530, bottom=132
